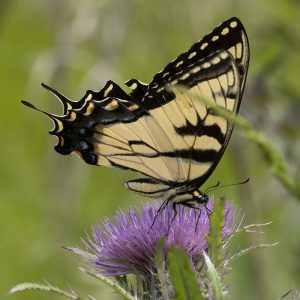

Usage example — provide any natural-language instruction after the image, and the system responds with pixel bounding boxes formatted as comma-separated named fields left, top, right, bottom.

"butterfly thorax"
left=169, top=188, right=209, bottom=205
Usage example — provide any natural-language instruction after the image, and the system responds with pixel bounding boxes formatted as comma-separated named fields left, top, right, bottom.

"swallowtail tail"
left=23, top=17, right=249, bottom=211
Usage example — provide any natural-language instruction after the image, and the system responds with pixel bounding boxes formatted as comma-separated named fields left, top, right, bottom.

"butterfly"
left=22, top=17, right=249, bottom=213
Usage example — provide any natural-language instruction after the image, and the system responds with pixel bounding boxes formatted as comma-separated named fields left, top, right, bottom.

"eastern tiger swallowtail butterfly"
left=22, top=17, right=249, bottom=212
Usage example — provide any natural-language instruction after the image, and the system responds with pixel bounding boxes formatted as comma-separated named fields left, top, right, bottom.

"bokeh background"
left=2, top=0, right=300, bottom=299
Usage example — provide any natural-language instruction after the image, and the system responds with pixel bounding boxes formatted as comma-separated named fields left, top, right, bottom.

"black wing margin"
left=147, top=17, right=249, bottom=102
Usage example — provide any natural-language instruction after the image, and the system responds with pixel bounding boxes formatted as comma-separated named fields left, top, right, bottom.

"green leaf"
left=154, top=237, right=170, bottom=300
left=8, top=282, right=81, bottom=299
left=168, top=247, right=205, bottom=300
left=82, top=269, right=137, bottom=300
left=203, top=252, right=224, bottom=300
left=207, top=197, right=225, bottom=267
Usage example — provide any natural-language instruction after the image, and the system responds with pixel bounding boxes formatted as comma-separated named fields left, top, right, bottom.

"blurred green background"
left=1, top=0, right=300, bottom=299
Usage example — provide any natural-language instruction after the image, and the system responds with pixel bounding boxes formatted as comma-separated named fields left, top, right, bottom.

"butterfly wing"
left=23, top=17, right=248, bottom=198
left=31, top=50, right=240, bottom=190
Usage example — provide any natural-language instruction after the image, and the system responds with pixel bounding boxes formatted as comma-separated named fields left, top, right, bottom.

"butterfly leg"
left=171, top=199, right=200, bottom=223
left=150, top=198, right=169, bottom=229
left=178, top=202, right=204, bottom=231
left=171, top=203, right=178, bottom=223
left=204, top=204, right=212, bottom=217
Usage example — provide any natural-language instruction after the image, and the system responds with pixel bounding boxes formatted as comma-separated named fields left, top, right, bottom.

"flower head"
left=70, top=198, right=240, bottom=277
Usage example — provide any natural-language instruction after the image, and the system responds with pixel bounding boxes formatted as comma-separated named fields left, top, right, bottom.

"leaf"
left=168, top=247, right=205, bottom=300
left=81, top=268, right=137, bottom=300
left=8, top=282, right=81, bottom=299
left=154, top=237, right=170, bottom=300
left=203, top=252, right=224, bottom=300
left=207, top=197, right=225, bottom=267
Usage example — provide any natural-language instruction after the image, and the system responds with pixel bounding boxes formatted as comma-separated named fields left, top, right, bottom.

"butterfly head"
left=192, top=190, right=209, bottom=205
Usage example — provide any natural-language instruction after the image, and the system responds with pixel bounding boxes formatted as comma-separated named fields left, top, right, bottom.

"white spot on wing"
left=221, top=27, right=229, bottom=35
left=200, top=42, right=208, bottom=50
left=188, top=52, right=197, bottom=59
left=203, top=62, right=211, bottom=68
left=176, top=61, right=183, bottom=67
left=220, top=52, right=229, bottom=60
left=191, top=66, right=201, bottom=73
left=212, top=56, right=221, bottom=65
left=180, top=73, right=190, bottom=80
left=230, top=21, right=238, bottom=28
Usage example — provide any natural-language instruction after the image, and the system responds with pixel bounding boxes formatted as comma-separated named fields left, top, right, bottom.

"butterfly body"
left=23, top=17, right=249, bottom=209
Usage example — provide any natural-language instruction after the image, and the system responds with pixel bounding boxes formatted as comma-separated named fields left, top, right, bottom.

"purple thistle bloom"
left=71, top=198, right=240, bottom=277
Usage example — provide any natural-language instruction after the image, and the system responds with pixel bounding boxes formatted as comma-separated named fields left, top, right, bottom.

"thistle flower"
left=10, top=198, right=276, bottom=300
left=69, top=198, right=240, bottom=278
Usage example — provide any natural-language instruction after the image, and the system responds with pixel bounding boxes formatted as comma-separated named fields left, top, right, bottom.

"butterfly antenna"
left=204, top=181, right=220, bottom=194
left=205, top=178, right=250, bottom=194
